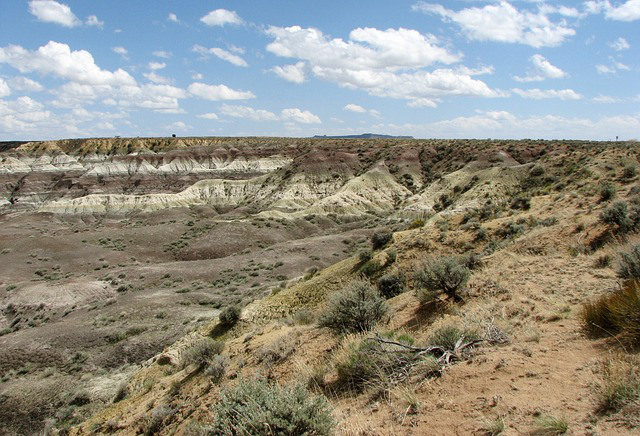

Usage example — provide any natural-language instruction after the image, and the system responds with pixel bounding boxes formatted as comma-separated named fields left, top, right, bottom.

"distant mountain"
left=312, top=133, right=414, bottom=139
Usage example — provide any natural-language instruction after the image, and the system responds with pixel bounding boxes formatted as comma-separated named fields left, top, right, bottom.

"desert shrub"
left=204, top=378, right=334, bottom=436
left=303, top=266, right=318, bottom=280
left=459, top=252, right=483, bottom=271
left=600, top=182, right=617, bottom=202
left=182, top=339, right=224, bottom=371
left=510, top=195, right=531, bottom=210
left=414, top=256, right=470, bottom=302
left=359, top=259, right=382, bottom=277
left=358, top=249, right=372, bottom=263
left=204, top=355, right=228, bottom=384
left=219, top=306, right=241, bottom=326
left=594, top=254, right=612, bottom=268
left=318, top=280, right=388, bottom=334
left=293, top=309, right=314, bottom=325
left=617, top=244, right=640, bottom=279
left=496, top=221, right=525, bottom=239
left=144, top=406, right=174, bottom=436
left=530, top=164, right=545, bottom=177
left=428, top=326, right=479, bottom=352
left=623, top=163, right=637, bottom=179
left=600, top=201, right=632, bottom=233
left=595, top=354, right=640, bottom=414
left=371, top=231, right=392, bottom=250
left=377, top=272, right=405, bottom=299
left=332, top=332, right=437, bottom=393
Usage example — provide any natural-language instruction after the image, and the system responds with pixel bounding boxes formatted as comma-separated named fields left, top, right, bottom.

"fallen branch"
left=367, top=335, right=483, bottom=365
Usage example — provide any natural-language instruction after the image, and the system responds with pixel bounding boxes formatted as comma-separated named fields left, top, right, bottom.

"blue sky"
left=0, top=1, right=638, bottom=140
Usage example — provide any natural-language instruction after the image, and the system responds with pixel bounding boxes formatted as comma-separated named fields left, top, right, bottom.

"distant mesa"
left=312, top=133, right=414, bottom=139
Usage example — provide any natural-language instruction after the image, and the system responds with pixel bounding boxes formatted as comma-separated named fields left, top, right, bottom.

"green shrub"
left=459, top=252, right=483, bottom=271
left=182, top=339, right=224, bottom=371
left=623, top=164, right=637, bottom=179
left=204, top=355, right=228, bottom=384
left=408, top=218, right=425, bottom=229
left=359, top=260, right=382, bottom=277
left=510, top=195, right=531, bottom=210
left=377, top=272, right=405, bottom=299
left=318, top=280, right=388, bottom=334
left=496, top=221, right=525, bottom=239
left=600, top=182, right=617, bottom=202
left=204, top=378, right=334, bottom=436
left=371, top=231, right=392, bottom=250
left=219, top=306, right=241, bottom=326
left=358, top=249, right=372, bottom=263
left=144, top=406, right=174, bottom=436
left=530, top=164, right=545, bottom=177
left=599, top=201, right=634, bottom=233
left=595, top=354, right=640, bottom=414
left=414, top=256, right=470, bottom=302
left=332, top=333, right=437, bottom=393
left=428, top=326, right=479, bottom=352
left=617, top=244, right=640, bottom=279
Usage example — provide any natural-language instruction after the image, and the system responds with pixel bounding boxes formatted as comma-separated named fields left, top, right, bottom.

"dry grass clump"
left=580, top=282, right=640, bottom=342
left=531, top=415, right=568, bottom=435
left=594, top=353, right=640, bottom=414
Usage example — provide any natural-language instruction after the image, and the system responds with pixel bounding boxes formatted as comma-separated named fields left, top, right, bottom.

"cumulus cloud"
left=270, top=62, right=307, bottom=83
left=219, top=104, right=321, bottom=123
left=28, top=0, right=81, bottom=27
left=343, top=103, right=381, bottom=117
left=7, top=76, right=44, bottom=92
left=85, top=15, right=104, bottom=28
left=143, top=72, right=173, bottom=84
left=0, top=41, right=136, bottom=86
left=220, top=104, right=278, bottom=121
left=266, top=25, right=500, bottom=106
left=609, top=37, right=630, bottom=51
left=188, top=82, right=255, bottom=100
left=375, top=110, right=640, bottom=140
left=193, top=45, right=248, bottom=67
left=596, top=60, right=631, bottom=74
left=200, top=9, right=243, bottom=26
left=112, top=46, right=128, bottom=58
left=0, top=79, right=10, bottom=98
left=413, top=1, right=576, bottom=47
left=593, top=0, right=640, bottom=21
left=593, top=95, right=622, bottom=103
left=168, top=13, right=179, bottom=23
left=148, top=62, right=166, bottom=70
left=514, top=54, right=567, bottom=82
left=512, top=88, right=582, bottom=100
left=281, top=108, right=321, bottom=124
left=198, top=113, right=219, bottom=120
left=153, top=50, right=172, bottom=59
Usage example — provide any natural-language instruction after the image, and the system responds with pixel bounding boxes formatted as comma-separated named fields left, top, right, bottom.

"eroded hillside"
left=2, top=137, right=640, bottom=435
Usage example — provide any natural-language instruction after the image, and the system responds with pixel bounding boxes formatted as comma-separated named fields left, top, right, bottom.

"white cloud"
left=271, top=62, right=307, bottom=83
left=168, top=121, right=190, bottom=131
left=143, top=72, right=173, bottom=84
left=168, top=13, right=179, bottom=23
left=414, top=1, right=576, bottom=48
left=28, top=0, right=81, bottom=27
left=281, top=108, right=321, bottom=124
left=0, top=41, right=136, bottom=86
left=192, top=73, right=203, bottom=80
left=344, top=103, right=367, bottom=113
left=512, top=88, right=582, bottom=100
left=266, top=26, right=500, bottom=106
left=7, top=76, right=44, bottom=92
left=188, top=82, right=255, bottom=101
left=593, top=95, right=622, bottom=103
left=193, top=45, right=248, bottom=67
left=0, top=96, right=55, bottom=134
left=112, top=46, right=128, bottom=58
left=597, top=64, right=616, bottom=74
left=609, top=37, right=630, bottom=51
left=514, top=54, right=567, bottom=82
left=200, top=9, right=243, bottom=26
left=267, top=26, right=460, bottom=71
left=148, top=62, right=166, bottom=70
left=220, top=104, right=278, bottom=121
left=198, top=113, right=219, bottom=120
left=376, top=110, right=640, bottom=140
left=407, top=98, right=440, bottom=108
left=343, top=103, right=381, bottom=117
left=606, top=0, right=640, bottom=21
left=153, top=50, right=172, bottom=59
left=85, top=15, right=104, bottom=28
left=0, top=79, right=10, bottom=98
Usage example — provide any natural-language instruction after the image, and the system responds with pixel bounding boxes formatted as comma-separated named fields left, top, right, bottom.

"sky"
left=0, top=1, right=638, bottom=141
